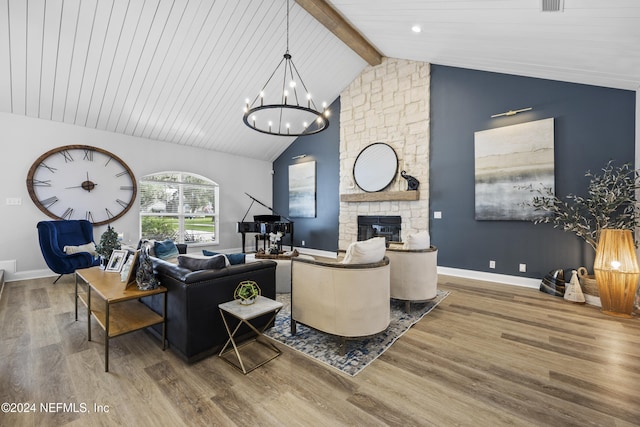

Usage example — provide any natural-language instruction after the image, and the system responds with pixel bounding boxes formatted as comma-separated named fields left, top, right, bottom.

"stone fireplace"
left=338, top=58, right=431, bottom=249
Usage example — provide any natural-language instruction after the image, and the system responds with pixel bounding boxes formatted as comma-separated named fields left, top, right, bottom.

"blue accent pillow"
left=202, top=249, right=246, bottom=265
left=154, top=239, right=179, bottom=260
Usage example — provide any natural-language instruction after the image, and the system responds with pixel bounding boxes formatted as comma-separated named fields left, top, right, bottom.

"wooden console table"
left=75, top=266, right=167, bottom=372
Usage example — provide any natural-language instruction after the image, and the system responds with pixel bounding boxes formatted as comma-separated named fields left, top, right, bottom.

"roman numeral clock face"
left=27, top=145, right=137, bottom=226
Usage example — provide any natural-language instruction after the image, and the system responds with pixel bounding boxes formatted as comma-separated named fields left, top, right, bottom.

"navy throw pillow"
left=154, top=239, right=179, bottom=260
left=202, top=250, right=246, bottom=265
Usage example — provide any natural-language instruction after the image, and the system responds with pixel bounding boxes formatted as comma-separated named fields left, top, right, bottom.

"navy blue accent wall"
left=430, top=65, right=636, bottom=278
left=272, top=97, right=341, bottom=251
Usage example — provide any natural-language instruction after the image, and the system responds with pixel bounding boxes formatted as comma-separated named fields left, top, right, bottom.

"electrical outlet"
left=489, top=260, right=496, bottom=269
left=301, top=240, right=305, bottom=246
left=433, top=211, right=442, bottom=219
left=519, top=263, right=527, bottom=272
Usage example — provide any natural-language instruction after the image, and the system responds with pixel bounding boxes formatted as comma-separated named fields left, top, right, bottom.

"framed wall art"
left=474, top=118, right=555, bottom=220
left=289, top=161, right=316, bottom=218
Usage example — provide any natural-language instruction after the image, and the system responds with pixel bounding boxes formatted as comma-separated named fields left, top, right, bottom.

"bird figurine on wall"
left=400, top=170, right=420, bottom=191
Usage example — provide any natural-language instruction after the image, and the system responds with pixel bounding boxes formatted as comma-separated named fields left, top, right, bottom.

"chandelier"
left=243, top=0, right=329, bottom=137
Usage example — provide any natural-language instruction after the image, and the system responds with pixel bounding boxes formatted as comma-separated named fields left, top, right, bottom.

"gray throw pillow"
left=178, top=254, right=226, bottom=271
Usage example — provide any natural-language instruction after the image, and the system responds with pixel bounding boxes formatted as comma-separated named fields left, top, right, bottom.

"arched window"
left=139, top=172, right=219, bottom=245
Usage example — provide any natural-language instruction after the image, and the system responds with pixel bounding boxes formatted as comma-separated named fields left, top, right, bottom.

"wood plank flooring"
left=1, top=274, right=639, bottom=426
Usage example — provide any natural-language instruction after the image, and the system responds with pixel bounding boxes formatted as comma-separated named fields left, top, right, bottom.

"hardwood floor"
left=1, top=274, right=639, bottom=426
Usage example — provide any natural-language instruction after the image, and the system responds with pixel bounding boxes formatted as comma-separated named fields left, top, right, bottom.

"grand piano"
left=236, top=194, right=294, bottom=253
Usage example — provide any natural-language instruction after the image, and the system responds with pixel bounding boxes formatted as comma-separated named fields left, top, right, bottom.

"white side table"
left=218, top=296, right=283, bottom=374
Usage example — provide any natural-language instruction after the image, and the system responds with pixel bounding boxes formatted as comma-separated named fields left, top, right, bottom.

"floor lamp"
left=594, top=229, right=640, bottom=318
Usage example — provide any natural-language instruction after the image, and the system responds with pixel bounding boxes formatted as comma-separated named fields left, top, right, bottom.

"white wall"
left=0, top=113, right=273, bottom=281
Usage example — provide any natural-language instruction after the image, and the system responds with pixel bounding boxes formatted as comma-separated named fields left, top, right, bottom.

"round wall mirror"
left=353, top=142, right=398, bottom=192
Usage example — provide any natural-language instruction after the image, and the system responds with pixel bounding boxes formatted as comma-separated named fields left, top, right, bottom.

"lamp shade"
left=593, top=229, right=640, bottom=318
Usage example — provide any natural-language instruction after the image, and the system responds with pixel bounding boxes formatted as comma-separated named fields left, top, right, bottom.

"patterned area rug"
left=264, top=290, right=449, bottom=376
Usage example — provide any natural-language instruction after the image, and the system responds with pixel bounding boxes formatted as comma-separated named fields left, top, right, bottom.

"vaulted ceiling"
left=1, top=0, right=638, bottom=162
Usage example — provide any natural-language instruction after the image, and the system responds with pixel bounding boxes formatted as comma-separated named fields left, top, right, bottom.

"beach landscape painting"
left=474, top=118, right=554, bottom=220
left=289, top=161, right=316, bottom=218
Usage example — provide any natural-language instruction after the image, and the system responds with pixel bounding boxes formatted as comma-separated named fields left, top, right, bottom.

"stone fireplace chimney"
left=338, top=58, right=431, bottom=250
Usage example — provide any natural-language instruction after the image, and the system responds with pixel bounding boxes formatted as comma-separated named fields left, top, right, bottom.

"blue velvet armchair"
left=37, top=220, right=100, bottom=283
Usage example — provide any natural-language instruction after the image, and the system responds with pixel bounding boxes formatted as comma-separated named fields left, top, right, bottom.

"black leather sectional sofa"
left=142, top=257, right=277, bottom=363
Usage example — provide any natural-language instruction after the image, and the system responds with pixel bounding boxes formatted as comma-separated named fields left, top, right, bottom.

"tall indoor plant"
left=525, top=160, right=640, bottom=251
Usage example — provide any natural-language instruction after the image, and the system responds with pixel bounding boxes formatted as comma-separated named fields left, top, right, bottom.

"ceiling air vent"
left=541, top=0, right=564, bottom=12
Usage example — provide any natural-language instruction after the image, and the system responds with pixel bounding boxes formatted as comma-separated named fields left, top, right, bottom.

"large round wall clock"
left=26, top=145, right=137, bottom=226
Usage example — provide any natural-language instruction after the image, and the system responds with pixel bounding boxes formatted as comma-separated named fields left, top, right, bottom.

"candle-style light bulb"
left=284, top=90, right=288, bottom=104
left=252, top=115, right=256, bottom=127
left=307, top=93, right=311, bottom=108
left=290, top=81, right=296, bottom=88
left=268, top=121, right=273, bottom=132
left=260, top=91, right=264, bottom=106
left=286, top=123, right=290, bottom=134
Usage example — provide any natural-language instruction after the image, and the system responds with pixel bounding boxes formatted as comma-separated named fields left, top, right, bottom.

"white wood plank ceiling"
left=1, top=0, right=639, bottom=162
left=0, top=0, right=366, bottom=161
left=328, top=0, right=640, bottom=91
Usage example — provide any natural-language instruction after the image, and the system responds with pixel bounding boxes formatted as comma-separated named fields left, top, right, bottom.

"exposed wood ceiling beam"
left=294, top=0, right=383, bottom=66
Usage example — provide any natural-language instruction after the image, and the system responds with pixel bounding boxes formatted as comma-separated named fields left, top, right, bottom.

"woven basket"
left=578, top=266, right=599, bottom=297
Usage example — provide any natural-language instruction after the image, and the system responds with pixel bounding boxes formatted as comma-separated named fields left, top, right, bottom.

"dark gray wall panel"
left=430, top=65, right=636, bottom=278
left=272, top=98, right=341, bottom=252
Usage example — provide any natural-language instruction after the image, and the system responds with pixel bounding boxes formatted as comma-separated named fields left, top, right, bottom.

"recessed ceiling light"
left=411, top=25, right=422, bottom=33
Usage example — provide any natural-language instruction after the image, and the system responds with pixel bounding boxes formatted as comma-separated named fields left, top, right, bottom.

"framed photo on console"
left=106, top=249, right=128, bottom=272
left=120, top=250, right=140, bottom=289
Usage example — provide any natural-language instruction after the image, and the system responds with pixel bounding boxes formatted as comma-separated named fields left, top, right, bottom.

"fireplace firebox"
left=357, top=215, right=401, bottom=244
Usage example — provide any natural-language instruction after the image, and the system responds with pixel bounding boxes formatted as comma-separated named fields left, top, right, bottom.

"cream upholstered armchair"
left=385, top=244, right=438, bottom=313
left=290, top=251, right=390, bottom=353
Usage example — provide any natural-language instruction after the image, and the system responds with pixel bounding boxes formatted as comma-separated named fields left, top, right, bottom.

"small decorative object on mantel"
left=234, top=281, right=261, bottom=305
left=400, top=170, right=420, bottom=191
left=564, top=270, right=585, bottom=304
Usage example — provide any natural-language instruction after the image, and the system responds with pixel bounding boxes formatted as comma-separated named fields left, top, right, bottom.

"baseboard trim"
left=4, top=269, right=56, bottom=283
left=437, top=266, right=540, bottom=289
left=438, top=266, right=603, bottom=307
